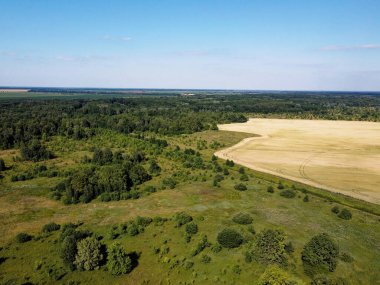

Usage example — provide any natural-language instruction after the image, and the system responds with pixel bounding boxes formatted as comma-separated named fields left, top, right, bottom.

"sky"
left=1, top=0, right=380, bottom=91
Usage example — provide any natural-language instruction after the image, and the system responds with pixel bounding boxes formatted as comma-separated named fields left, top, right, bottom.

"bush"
left=211, top=244, right=222, bottom=253
left=15, top=232, right=33, bottom=243
left=20, top=139, right=54, bottom=162
left=340, top=252, right=354, bottom=263
left=42, top=222, right=61, bottom=233
left=338, top=208, right=352, bottom=220
left=232, top=213, right=253, bottom=225
left=61, top=235, right=78, bottom=270
left=258, top=265, right=303, bottom=285
left=217, top=228, right=244, bottom=248
left=74, top=237, right=104, bottom=271
left=280, top=190, right=296, bottom=198
left=277, top=182, right=284, bottom=189
left=238, top=167, right=245, bottom=174
left=240, top=174, right=249, bottom=181
left=162, top=177, right=177, bottom=189
left=107, top=242, right=133, bottom=275
left=301, top=233, right=339, bottom=276
left=234, top=183, right=247, bottom=191
left=201, top=254, right=211, bottom=264
left=331, top=206, right=340, bottom=214
left=0, top=159, right=5, bottom=171
left=185, top=222, right=198, bottom=235
left=303, top=195, right=309, bottom=202
left=173, top=212, right=193, bottom=227
left=191, top=235, right=210, bottom=256
left=267, top=186, right=274, bottom=193
left=253, top=229, right=287, bottom=265
left=136, top=216, right=153, bottom=227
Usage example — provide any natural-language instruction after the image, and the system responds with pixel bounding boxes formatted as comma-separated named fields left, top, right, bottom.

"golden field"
left=216, top=118, right=380, bottom=204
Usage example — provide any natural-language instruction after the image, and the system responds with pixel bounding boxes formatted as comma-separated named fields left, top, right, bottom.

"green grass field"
left=1, top=130, right=379, bottom=285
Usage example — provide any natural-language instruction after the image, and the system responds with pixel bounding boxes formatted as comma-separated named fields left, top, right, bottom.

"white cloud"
left=321, top=44, right=380, bottom=51
left=102, top=35, right=132, bottom=42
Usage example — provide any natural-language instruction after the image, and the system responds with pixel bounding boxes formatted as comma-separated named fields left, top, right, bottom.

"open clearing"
left=216, top=118, right=380, bottom=204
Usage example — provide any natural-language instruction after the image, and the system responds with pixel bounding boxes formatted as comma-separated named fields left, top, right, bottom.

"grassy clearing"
left=0, top=130, right=379, bottom=284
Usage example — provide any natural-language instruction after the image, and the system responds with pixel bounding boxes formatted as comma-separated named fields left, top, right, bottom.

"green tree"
left=253, top=229, right=288, bottom=265
left=258, top=265, right=304, bottom=285
left=301, top=233, right=339, bottom=276
left=217, top=228, right=244, bottom=248
left=74, top=237, right=103, bottom=271
left=107, top=242, right=133, bottom=275
left=0, top=158, right=5, bottom=171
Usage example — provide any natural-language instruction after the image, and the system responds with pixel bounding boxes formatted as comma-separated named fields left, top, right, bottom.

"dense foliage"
left=106, top=242, right=133, bottom=275
left=217, top=228, right=244, bottom=248
left=301, top=233, right=339, bottom=276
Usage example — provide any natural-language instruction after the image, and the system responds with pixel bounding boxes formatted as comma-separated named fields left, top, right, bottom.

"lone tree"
left=107, top=242, right=133, bottom=275
left=74, top=237, right=104, bottom=271
left=301, top=233, right=339, bottom=276
left=217, top=228, right=244, bottom=248
left=253, top=229, right=287, bottom=265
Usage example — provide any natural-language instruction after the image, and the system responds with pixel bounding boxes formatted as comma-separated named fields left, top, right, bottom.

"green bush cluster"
left=234, top=183, right=247, bottom=191
left=217, top=228, right=244, bottom=248
left=173, top=212, right=193, bottom=227
left=42, top=222, right=61, bottom=233
left=232, top=212, right=253, bottom=225
left=301, top=233, right=339, bottom=276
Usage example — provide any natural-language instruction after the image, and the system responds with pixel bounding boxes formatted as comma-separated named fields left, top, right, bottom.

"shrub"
left=331, top=206, right=340, bottom=214
left=61, top=235, right=78, bottom=270
left=107, top=242, right=133, bottom=275
left=185, top=222, right=198, bottom=235
left=234, top=183, right=247, bottom=191
left=201, top=254, right=211, bottom=264
left=74, top=237, right=104, bottom=271
left=135, top=216, right=153, bottom=227
left=240, top=174, right=249, bottom=181
left=20, top=139, right=54, bottom=162
left=301, top=233, right=339, bottom=276
left=173, top=212, right=193, bottom=227
left=144, top=185, right=156, bottom=193
left=232, top=213, right=253, bottom=225
left=280, top=190, right=296, bottom=198
left=162, top=177, right=177, bottom=189
left=340, top=252, right=354, bottom=263
left=214, top=174, right=224, bottom=182
left=253, top=229, right=287, bottom=265
left=223, top=168, right=229, bottom=175
left=153, top=216, right=167, bottom=226
left=247, top=225, right=256, bottom=235
left=338, top=208, right=352, bottom=220
left=15, top=232, right=33, bottom=243
left=267, top=186, right=274, bottom=193
left=284, top=242, right=294, bottom=254
left=211, top=244, right=222, bottom=253
left=277, top=182, right=284, bottom=189
left=217, top=228, right=244, bottom=248
left=303, top=195, right=309, bottom=202
left=0, top=159, right=5, bottom=171
left=100, top=192, right=111, bottom=202
left=232, top=264, right=241, bottom=274
left=238, top=167, right=245, bottom=174
left=258, top=265, right=303, bottom=285
left=191, top=235, right=210, bottom=256
left=42, top=222, right=61, bottom=233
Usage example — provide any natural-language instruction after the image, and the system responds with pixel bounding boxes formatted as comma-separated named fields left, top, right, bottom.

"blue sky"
left=1, top=0, right=380, bottom=90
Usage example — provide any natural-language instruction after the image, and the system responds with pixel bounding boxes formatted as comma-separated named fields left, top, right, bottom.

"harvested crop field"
left=216, top=118, right=380, bottom=204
